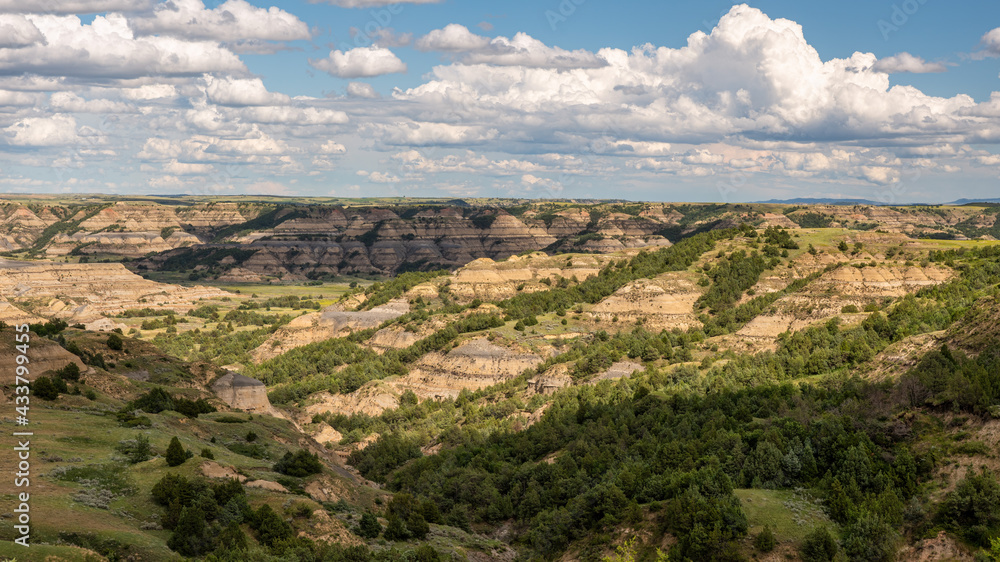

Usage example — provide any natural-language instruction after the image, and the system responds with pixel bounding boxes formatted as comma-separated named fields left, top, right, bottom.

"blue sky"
left=0, top=0, right=999, bottom=202
left=250, top=0, right=1000, bottom=99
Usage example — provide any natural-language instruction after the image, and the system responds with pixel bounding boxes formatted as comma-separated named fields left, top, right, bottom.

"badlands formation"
left=0, top=258, right=228, bottom=326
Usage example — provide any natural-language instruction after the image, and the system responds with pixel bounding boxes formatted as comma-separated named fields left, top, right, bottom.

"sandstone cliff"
left=0, top=258, right=230, bottom=323
left=250, top=300, right=409, bottom=363
left=211, top=371, right=273, bottom=413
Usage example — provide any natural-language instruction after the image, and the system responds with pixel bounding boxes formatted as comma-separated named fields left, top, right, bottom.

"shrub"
left=200, top=448, right=214, bottom=460
left=356, top=512, right=381, bottom=538
left=33, top=376, right=59, bottom=400
left=57, top=362, right=81, bottom=381
left=116, top=435, right=152, bottom=464
left=107, top=333, right=124, bottom=351
left=273, top=449, right=323, bottom=477
left=800, top=527, right=838, bottom=562
left=166, top=437, right=187, bottom=467
left=754, top=526, right=776, bottom=552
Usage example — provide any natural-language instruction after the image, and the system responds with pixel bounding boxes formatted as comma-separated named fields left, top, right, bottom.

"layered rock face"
left=590, top=273, right=705, bottom=330
left=0, top=199, right=684, bottom=277
left=211, top=372, right=272, bottom=413
left=303, top=337, right=543, bottom=418
left=250, top=300, right=409, bottom=363
left=0, top=201, right=250, bottom=256
left=400, top=338, right=543, bottom=400
left=0, top=334, right=85, bottom=380
left=0, top=258, right=229, bottom=323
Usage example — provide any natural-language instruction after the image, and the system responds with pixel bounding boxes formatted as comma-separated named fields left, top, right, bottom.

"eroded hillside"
left=6, top=198, right=1000, bottom=561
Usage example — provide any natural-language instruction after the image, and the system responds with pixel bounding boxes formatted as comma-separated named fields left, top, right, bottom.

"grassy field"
left=735, top=488, right=836, bottom=544
left=0, top=398, right=379, bottom=558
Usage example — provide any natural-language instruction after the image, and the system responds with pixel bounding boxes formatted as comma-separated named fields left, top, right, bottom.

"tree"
left=251, top=504, right=293, bottom=547
left=57, top=362, right=81, bottom=381
left=166, top=436, right=188, bottom=467
left=167, top=506, right=212, bottom=557
left=800, top=527, right=838, bottom=562
left=273, top=449, right=323, bottom=477
left=33, top=376, right=59, bottom=400
left=838, top=240, right=849, bottom=252
left=383, top=513, right=409, bottom=541
left=754, top=526, right=776, bottom=552
left=215, top=522, right=248, bottom=555
left=843, top=513, right=897, bottom=562
left=107, top=333, right=124, bottom=351
left=356, top=511, right=382, bottom=539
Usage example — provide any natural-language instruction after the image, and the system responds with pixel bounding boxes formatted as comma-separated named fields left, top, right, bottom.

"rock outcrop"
left=0, top=258, right=230, bottom=323
left=211, top=372, right=272, bottom=413
left=250, top=300, right=409, bottom=363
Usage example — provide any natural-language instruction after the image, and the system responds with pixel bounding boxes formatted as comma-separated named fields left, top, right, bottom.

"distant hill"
left=755, top=197, right=1000, bottom=206
left=946, top=198, right=1000, bottom=205
left=753, top=197, right=905, bottom=206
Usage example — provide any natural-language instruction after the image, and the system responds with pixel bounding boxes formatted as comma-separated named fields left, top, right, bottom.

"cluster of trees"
left=899, top=344, right=1000, bottom=414
left=119, top=387, right=216, bottom=422
left=373, top=375, right=941, bottom=559
left=222, top=309, right=292, bottom=327
left=695, top=249, right=769, bottom=314
left=235, top=295, right=322, bottom=311
left=358, top=270, right=449, bottom=310
left=273, top=449, right=324, bottom=477
left=159, top=247, right=258, bottom=272
left=152, top=322, right=284, bottom=365
left=789, top=212, right=834, bottom=228
left=151, top=470, right=448, bottom=560
left=32, top=361, right=86, bottom=401
left=499, top=228, right=739, bottom=320
left=701, top=268, right=831, bottom=337
left=763, top=226, right=800, bottom=249
left=262, top=313, right=505, bottom=404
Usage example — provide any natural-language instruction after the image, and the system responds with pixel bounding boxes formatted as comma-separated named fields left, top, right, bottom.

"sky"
left=0, top=1, right=999, bottom=203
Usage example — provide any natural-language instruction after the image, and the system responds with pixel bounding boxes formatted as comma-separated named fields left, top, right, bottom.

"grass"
left=10, top=399, right=374, bottom=559
left=735, top=488, right=836, bottom=543
left=0, top=540, right=110, bottom=561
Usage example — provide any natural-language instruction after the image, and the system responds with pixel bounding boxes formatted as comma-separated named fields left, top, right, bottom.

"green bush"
left=166, top=437, right=188, bottom=467
left=33, top=376, right=59, bottom=400
left=754, top=526, right=776, bottom=552
left=356, top=511, right=382, bottom=538
left=800, top=527, right=838, bottom=562
left=273, top=449, right=323, bottom=477
left=107, top=333, right=124, bottom=351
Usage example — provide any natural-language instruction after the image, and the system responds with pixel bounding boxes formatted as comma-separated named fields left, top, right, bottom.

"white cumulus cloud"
left=346, top=82, right=379, bottom=99
left=0, top=14, right=245, bottom=78
left=310, top=47, right=407, bottom=78
left=4, top=114, right=80, bottom=146
left=129, top=0, right=310, bottom=43
left=0, top=14, right=44, bottom=48
left=416, top=24, right=605, bottom=69
left=416, top=24, right=491, bottom=52
left=204, top=76, right=290, bottom=106
left=873, top=53, right=947, bottom=74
